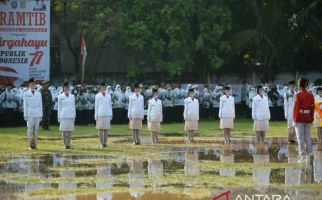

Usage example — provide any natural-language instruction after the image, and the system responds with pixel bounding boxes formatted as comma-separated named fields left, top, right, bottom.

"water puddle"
left=0, top=140, right=321, bottom=199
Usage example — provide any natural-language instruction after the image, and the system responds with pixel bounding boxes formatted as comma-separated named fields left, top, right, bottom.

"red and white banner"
left=0, top=0, right=50, bottom=87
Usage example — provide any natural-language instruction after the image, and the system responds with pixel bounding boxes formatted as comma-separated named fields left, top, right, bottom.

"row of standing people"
left=16, top=78, right=322, bottom=164
left=5, top=81, right=322, bottom=127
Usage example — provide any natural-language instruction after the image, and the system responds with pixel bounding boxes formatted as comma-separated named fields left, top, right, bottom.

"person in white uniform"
left=95, top=82, right=113, bottom=148
left=112, top=84, right=125, bottom=124
left=147, top=88, right=163, bottom=144
left=128, top=83, right=144, bottom=145
left=219, top=86, right=235, bottom=143
left=184, top=88, right=199, bottom=143
left=58, top=82, right=76, bottom=149
left=284, top=81, right=296, bottom=143
left=314, top=87, right=322, bottom=143
left=252, top=85, right=271, bottom=144
left=173, top=84, right=186, bottom=122
left=0, top=83, right=19, bottom=127
left=23, top=78, right=43, bottom=150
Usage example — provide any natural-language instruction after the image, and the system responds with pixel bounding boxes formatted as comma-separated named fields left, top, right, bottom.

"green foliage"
left=52, top=0, right=232, bottom=80
left=51, top=0, right=322, bottom=81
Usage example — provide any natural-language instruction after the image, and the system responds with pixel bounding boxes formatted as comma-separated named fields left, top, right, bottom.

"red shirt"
left=293, top=89, right=314, bottom=123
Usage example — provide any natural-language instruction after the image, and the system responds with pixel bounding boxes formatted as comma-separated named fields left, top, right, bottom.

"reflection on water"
left=252, top=144, right=271, bottom=193
left=96, top=163, right=113, bottom=200
left=313, top=143, right=322, bottom=183
left=220, top=144, right=235, bottom=177
left=128, top=159, right=145, bottom=199
left=148, top=158, right=163, bottom=188
left=285, top=144, right=300, bottom=185
left=184, top=149, right=200, bottom=187
left=0, top=139, right=321, bottom=199
left=59, top=155, right=76, bottom=200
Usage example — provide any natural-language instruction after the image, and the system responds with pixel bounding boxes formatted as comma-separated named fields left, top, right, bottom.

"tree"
left=115, top=0, right=232, bottom=82
left=52, top=0, right=118, bottom=81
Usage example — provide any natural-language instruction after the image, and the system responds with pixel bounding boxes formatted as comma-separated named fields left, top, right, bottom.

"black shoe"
left=29, top=146, right=37, bottom=150
left=65, top=146, right=71, bottom=149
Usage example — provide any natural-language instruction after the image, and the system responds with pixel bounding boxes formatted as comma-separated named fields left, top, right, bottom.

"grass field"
left=0, top=118, right=318, bottom=155
left=0, top=119, right=300, bottom=153
left=0, top=119, right=321, bottom=199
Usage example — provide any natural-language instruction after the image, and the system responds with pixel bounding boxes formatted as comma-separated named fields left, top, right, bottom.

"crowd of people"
left=0, top=80, right=320, bottom=127
left=0, top=78, right=321, bottom=164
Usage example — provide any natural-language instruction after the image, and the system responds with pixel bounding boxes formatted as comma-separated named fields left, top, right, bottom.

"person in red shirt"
left=293, top=78, right=314, bottom=163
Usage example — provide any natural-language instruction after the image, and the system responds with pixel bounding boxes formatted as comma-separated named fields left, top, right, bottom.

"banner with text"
left=0, top=0, right=50, bottom=87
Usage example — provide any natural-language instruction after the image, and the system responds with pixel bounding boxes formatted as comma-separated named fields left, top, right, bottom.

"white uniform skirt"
left=220, top=118, right=234, bottom=129
left=59, top=119, right=75, bottom=131
left=185, top=120, right=198, bottom=131
left=287, top=117, right=293, bottom=128
left=253, top=120, right=269, bottom=131
left=313, top=111, right=322, bottom=127
left=129, top=118, right=142, bottom=130
left=148, top=121, right=160, bottom=132
left=96, top=117, right=111, bottom=129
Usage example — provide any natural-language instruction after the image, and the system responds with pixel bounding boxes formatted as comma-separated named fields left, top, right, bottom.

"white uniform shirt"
left=174, top=88, right=186, bottom=106
left=95, top=92, right=113, bottom=120
left=315, top=95, right=322, bottom=101
left=0, top=89, right=17, bottom=109
left=78, top=92, right=88, bottom=110
left=283, top=90, right=295, bottom=120
left=163, top=89, right=174, bottom=107
left=183, top=97, right=199, bottom=121
left=113, top=86, right=125, bottom=108
left=88, top=92, right=95, bottom=110
left=147, top=98, right=163, bottom=122
left=128, top=93, right=144, bottom=119
left=23, top=89, right=43, bottom=119
left=252, top=94, right=271, bottom=120
left=202, top=88, right=211, bottom=109
left=58, top=93, right=76, bottom=120
left=124, top=87, right=132, bottom=110
left=219, top=95, right=235, bottom=118
left=211, top=87, right=222, bottom=108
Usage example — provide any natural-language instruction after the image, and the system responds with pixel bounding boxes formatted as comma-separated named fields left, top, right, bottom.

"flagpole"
left=80, top=2, right=84, bottom=84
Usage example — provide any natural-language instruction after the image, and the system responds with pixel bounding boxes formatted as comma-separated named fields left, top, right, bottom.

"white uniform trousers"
left=27, top=117, right=41, bottom=146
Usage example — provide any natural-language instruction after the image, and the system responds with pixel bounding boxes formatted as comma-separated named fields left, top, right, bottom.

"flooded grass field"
left=0, top=121, right=321, bottom=199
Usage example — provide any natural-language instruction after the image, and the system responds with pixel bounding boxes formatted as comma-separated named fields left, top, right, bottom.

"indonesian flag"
left=80, top=36, right=87, bottom=71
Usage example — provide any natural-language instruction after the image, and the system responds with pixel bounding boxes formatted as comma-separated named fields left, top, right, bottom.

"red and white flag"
left=80, top=36, right=87, bottom=68
left=80, top=36, right=87, bottom=83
